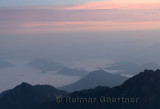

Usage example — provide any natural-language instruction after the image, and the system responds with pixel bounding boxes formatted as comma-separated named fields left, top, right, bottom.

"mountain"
left=59, top=70, right=127, bottom=92
left=26, top=58, right=65, bottom=71
left=56, top=67, right=88, bottom=77
left=26, top=58, right=88, bottom=76
left=0, top=82, right=68, bottom=109
left=0, top=60, right=14, bottom=68
left=40, top=69, right=160, bottom=109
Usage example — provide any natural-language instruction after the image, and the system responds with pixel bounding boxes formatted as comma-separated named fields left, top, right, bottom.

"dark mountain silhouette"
left=0, top=60, right=14, bottom=68
left=56, top=67, right=88, bottom=77
left=40, top=69, right=160, bottom=109
left=59, top=70, right=127, bottom=92
left=0, top=82, right=68, bottom=109
left=26, top=58, right=65, bottom=71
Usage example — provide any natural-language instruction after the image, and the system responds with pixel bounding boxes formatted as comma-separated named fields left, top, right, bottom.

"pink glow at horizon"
left=0, top=0, right=160, bottom=35
left=65, top=1, right=160, bottom=10
left=1, top=21, right=160, bottom=35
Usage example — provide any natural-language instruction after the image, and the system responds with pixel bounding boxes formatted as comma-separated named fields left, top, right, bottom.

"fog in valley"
left=0, top=30, right=160, bottom=92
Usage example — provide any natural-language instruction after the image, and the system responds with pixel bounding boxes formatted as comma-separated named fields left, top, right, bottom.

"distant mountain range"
left=1, top=69, right=160, bottom=109
left=0, top=82, right=68, bottom=109
left=26, top=58, right=88, bottom=76
left=105, top=61, right=160, bottom=75
left=59, top=70, right=128, bottom=92
left=0, top=60, right=14, bottom=68
left=40, top=69, right=160, bottom=109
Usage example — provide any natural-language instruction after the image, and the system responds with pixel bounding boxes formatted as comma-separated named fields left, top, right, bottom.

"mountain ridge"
left=0, top=82, right=68, bottom=109
left=59, top=70, right=128, bottom=92
left=40, top=69, right=160, bottom=109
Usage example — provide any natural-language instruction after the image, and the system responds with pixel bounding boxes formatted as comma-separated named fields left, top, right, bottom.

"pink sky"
left=0, top=0, right=160, bottom=35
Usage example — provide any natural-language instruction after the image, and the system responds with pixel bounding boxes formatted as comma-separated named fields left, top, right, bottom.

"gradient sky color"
left=0, top=0, right=107, bottom=7
left=0, top=0, right=160, bottom=35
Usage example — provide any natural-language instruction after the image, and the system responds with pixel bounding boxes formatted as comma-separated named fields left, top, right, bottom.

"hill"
left=59, top=70, right=127, bottom=92
left=40, top=69, right=160, bottom=109
left=0, top=82, right=68, bottom=109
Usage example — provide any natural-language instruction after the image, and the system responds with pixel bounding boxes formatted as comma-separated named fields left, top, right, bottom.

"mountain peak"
left=0, top=82, right=68, bottom=109
left=15, top=82, right=33, bottom=89
left=88, top=69, right=108, bottom=75
left=121, top=69, right=160, bottom=93
left=59, top=69, right=127, bottom=92
left=136, top=69, right=160, bottom=80
left=21, top=82, right=32, bottom=86
left=42, top=69, right=160, bottom=109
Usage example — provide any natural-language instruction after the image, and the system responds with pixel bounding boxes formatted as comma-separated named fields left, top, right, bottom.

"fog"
left=1, top=30, right=160, bottom=61
left=0, top=30, right=160, bottom=92
left=0, top=60, right=81, bottom=92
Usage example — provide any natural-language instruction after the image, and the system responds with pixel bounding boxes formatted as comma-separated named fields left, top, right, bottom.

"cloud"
left=64, top=0, right=160, bottom=10
left=0, top=0, right=160, bottom=35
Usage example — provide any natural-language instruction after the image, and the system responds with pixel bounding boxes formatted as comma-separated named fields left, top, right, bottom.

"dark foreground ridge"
left=0, top=82, right=68, bottom=109
left=40, top=69, right=160, bottom=109
left=1, top=69, right=160, bottom=109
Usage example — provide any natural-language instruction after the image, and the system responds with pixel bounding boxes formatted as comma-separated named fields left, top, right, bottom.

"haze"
left=0, top=0, right=160, bottom=92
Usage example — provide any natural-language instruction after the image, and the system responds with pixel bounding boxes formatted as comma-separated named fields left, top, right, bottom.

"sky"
left=0, top=0, right=160, bottom=35
left=0, top=0, right=108, bottom=7
left=0, top=0, right=160, bottom=61
left=0, top=0, right=160, bottom=92
left=0, top=0, right=160, bottom=7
